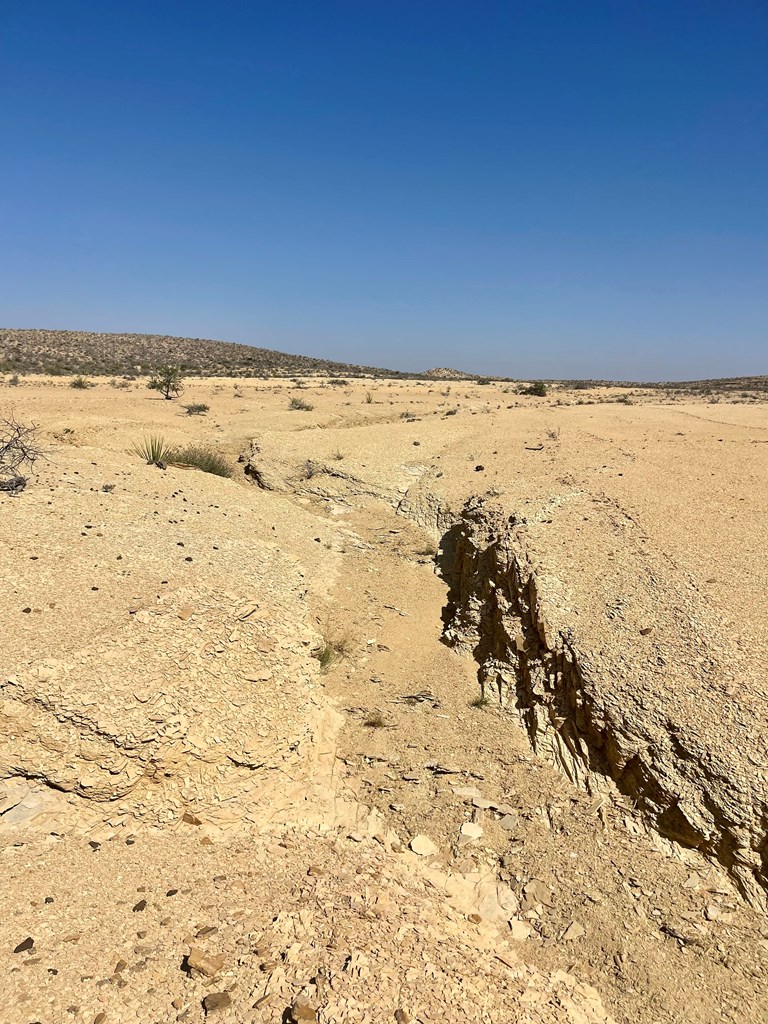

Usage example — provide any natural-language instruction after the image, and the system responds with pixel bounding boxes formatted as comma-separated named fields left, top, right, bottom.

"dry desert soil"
left=1, top=372, right=768, bottom=1024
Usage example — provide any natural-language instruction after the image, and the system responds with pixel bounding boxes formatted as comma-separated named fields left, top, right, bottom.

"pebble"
left=187, top=947, right=226, bottom=978
left=202, top=991, right=232, bottom=1014
left=410, top=835, right=439, bottom=857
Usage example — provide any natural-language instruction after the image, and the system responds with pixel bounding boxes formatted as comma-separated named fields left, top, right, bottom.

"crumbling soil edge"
left=403, top=493, right=768, bottom=910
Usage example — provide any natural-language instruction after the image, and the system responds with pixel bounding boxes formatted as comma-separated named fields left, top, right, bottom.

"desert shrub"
left=185, top=403, right=210, bottom=415
left=130, top=435, right=173, bottom=465
left=363, top=712, right=386, bottom=729
left=476, top=377, right=492, bottom=385
left=328, top=378, right=349, bottom=386
left=168, top=444, right=232, bottom=477
left=148, top=366, right=184, bottom=400
left=289, top=396, right=314, bottom=411
left=313, top=633, right=351, bottom=672
left=522, top=381, right=547, bottom=397
left=70, top=375, right=92, bottom=389
left=365, top=391, right=373, bottom=403
left=1, top=415, right=45, bottom=487
left=8, top=375, right=20, bottom=386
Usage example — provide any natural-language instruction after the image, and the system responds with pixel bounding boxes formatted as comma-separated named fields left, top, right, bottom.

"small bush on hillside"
left=289, top=396, right=314, bottom=411
left=70, top=375, right=92, bottom=389
left=185, top=403, right=210, bottom=415
left=522, top=381, right=548, bottom=397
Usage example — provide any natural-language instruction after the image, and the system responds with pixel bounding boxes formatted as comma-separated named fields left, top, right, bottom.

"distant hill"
left=0, top=329, right=413, bottom=379
left=423, top=367, right=473, bottom=380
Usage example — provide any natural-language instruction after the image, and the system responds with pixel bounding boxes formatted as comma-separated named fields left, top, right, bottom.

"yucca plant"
left=130, top=435, right=172, bottom=465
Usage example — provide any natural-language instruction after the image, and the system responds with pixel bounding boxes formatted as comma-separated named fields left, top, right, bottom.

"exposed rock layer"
left=439, top=497, right=768, bottom=908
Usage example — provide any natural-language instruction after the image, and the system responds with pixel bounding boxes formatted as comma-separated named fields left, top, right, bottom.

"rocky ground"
left=1, top=373, right=767, bottom=1024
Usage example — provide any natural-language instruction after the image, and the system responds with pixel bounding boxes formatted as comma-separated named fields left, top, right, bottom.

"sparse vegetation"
left=70, top=375, right=92, bottom=389
left=8, top=375, right=20, bottom=386
left=185, top=403, right=210, bottom=415
left=129, top=434, right=232, bottom=476
left=469, top=694, right=489, bottom=708
left=365, top=391, right=373, bottom=403
left=314, top=633, right=351, bottom=672
left=168, top=443, right=232, bottom=477
left=416, top=543, right=437, bottom=558
left=363, top=712, right=386, bottom=729
left=148, top=366, right=184, bottom=400
left=289, top=396, right=314, bottom=411
left=522, top=381, right=548, bottom=397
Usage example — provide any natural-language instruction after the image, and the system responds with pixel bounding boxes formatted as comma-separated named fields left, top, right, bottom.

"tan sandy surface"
left=1, top=374, right=767, bottom=1024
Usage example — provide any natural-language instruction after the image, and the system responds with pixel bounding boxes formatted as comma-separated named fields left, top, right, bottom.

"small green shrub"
left=168, top=444, right=232, bottom=477
left=148, top=366, right=184, bottom=400
left=289, top=396, right=314, bottom=411
left=185, top=403, right=210, bottom=415
left=469, top=694, right=489, bottom=708
left=314, top=635, right=350, bottom=672
left=365, top=391, right=373, bottom=403
left=70, top=375, right=92, bottom=389
left=522, top=381, right=547, bottom=397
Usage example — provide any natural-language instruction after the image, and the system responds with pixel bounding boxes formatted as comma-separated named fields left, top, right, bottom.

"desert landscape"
left=1, top=343, right=767, bottom=1024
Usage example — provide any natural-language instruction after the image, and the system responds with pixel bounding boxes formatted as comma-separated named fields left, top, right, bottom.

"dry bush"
left=0, top=414, right=46, bottom=490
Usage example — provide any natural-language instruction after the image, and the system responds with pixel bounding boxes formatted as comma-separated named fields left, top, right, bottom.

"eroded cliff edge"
left=436, top=495, right=768, bottom=907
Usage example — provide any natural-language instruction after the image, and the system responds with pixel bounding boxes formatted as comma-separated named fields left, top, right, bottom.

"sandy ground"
left=1, top=374, right=767, bottom=1024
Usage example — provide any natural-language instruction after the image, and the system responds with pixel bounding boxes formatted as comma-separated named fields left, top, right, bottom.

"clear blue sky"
left=1, top=1, right=766, bottom=379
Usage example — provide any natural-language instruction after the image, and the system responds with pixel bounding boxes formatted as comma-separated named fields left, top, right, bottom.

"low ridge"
left=0, top=328, right=410, bottom=379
